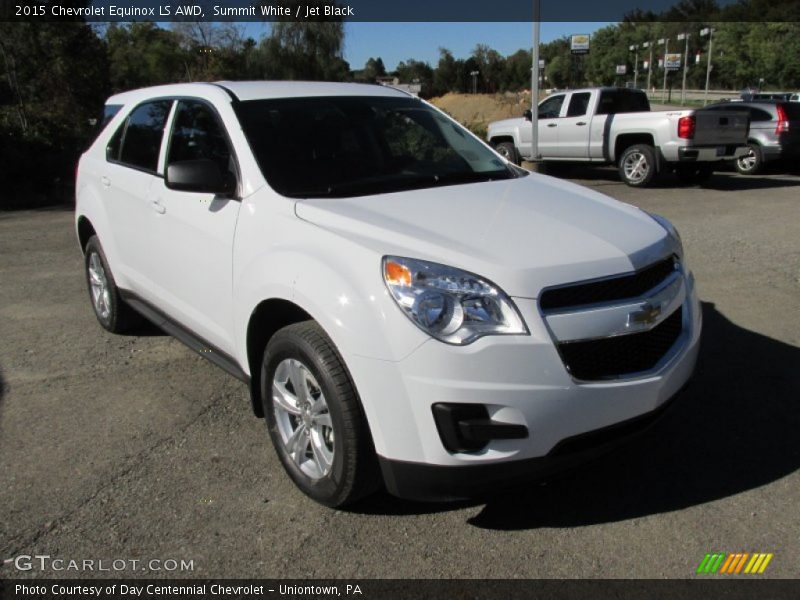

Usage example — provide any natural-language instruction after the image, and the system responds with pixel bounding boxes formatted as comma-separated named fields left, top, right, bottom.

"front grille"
left=558, top=306, right=683, bottom=380
left=540, top=256, right=677, bottom=311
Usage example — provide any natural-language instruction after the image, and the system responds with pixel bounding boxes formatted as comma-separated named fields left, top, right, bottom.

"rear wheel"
left=84, top=236, right=142, bottom=333
left=618, top=144, right=657, bottom=187
left=261, top=321, right=380, bottom=507
left=735, top=143, right=763, bottom=175
left=494, top=141, right=520, bottom=165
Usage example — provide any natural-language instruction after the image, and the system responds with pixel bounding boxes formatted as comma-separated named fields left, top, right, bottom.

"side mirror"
left=523, top=109, right=533, bottom=121
left=165, top=159, right=233, bottom=195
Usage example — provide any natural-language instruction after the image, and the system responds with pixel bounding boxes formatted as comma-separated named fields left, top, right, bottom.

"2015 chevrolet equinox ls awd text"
left=75, top=82, right=701, bottom=506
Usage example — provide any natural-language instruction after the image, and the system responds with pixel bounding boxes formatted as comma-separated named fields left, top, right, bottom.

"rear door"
left=557, top=91, right=593, bottom=158
left=148, top=99, right=242, bottom=355
left=103, top=99, right=174, bottom=294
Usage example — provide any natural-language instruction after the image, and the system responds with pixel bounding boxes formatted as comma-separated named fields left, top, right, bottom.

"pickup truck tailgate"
left=693, top=108, right=749, bottom=145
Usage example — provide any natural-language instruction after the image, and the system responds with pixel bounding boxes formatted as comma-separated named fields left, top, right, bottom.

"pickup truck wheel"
left=261, top=321, right=380, bottom=507
left=84, top=236, right=142, bottom=333
left=735, top=144, right=763, bottom=175
left=494, top=141, right=520, bottom=165
left=619, top=144, right=657, bottom=187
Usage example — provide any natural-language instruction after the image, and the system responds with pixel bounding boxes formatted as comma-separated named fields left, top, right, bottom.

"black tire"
left=735, top=143, right=763, bottom=175
left=675, top=164, right=714, bottom=185
left=618, top=144, right=658, bottom=187
left=261, top=321, right=380, bottom=507
left=494, top=141, right=521, bottom=165
left=84, top=236, right=143, bottom=333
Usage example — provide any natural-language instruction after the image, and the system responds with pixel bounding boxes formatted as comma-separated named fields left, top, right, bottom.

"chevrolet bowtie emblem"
left=627, top=302, right=662, bottom=328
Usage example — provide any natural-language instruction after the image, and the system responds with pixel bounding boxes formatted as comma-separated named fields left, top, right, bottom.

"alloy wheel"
left=272, top=358, right=334, bottom=480
left=87, top=252, right=111, bottom=320
left=623, top=151, right=650, bottom=184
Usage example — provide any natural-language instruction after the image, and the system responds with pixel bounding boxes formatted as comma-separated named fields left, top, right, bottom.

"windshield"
left=235, top=96, right=521, bottom=198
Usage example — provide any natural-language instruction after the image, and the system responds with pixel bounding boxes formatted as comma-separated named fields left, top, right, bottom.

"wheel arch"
left=77, top=215, right=97, bottom=253
left=245, top=298, right=313, bottom=417
left=613, top=133, right=656, bottom=163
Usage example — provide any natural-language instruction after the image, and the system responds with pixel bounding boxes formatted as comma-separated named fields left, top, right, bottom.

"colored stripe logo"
left=697, top=552, right=773, bottom=574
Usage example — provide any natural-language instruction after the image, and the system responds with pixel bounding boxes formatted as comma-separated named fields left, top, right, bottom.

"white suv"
left=75, top=82, right=701, bottom=506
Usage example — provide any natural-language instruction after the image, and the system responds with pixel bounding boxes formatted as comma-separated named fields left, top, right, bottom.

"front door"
left=534, top=93, right=566, bottom=158
left=149, top=99, right=242, bottom=355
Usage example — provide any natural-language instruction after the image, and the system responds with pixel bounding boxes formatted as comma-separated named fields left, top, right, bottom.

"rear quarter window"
left=107, top=100, right=173, bottom=172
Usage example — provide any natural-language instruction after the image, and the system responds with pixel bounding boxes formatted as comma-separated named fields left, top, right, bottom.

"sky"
left=239, top=22, right=613, bottom=71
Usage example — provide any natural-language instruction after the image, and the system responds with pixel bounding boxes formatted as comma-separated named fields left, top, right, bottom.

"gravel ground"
left=1, top=168, right=798, bottom=579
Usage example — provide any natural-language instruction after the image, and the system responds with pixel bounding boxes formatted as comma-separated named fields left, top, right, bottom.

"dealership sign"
left=665, top=53, right=682, bottom=70
left=571, top=34, right=590, bottom=54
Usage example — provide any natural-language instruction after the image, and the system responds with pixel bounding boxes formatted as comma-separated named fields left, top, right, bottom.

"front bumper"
left=379, top=381, right=689, bottom=501
left=346, top=269, right=702, bottom=501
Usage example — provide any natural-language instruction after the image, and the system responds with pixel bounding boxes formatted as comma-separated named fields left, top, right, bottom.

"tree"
left=255, top=2, right=349, bottom=81
left=106, top=23, right=187, bottom=90
left=394, top=59, right=434, bottom=97
left=0, top=18, right=110, bottom=202
left=363, top=57, right=387, bottom=81
left=433, top=48, right=459, bottom=95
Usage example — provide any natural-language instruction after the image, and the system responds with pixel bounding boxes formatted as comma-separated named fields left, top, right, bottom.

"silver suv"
left=710, top=101, right=800, bottom=174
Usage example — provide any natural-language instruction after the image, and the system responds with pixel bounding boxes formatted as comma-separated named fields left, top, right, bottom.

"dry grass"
left=429, top=92, right=530, bottom=138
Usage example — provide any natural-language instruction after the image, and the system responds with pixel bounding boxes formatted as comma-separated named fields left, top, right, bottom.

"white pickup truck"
left=487, top=87, right=750, bottom=186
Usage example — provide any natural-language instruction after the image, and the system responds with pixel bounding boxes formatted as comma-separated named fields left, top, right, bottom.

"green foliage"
left=0, top=19, right=109, bottom=204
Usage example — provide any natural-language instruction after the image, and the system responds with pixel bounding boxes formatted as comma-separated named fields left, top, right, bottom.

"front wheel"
left=494, top=141, right=521, bottom=165
left=618, top=144, right=658, bottom=187
left=261, top=321, right=380, bottom=507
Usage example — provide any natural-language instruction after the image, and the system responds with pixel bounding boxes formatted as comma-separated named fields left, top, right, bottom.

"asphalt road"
left=1, top=168, right=799, bottom=579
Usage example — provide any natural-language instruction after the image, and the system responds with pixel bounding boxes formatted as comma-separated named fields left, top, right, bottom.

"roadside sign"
left=538, top=59, right=545, bottom=69
left=616, top=65, right=627, bottom=75
left=571, top=34, right=590, bottom=54
left=665, top=53, right=682, bottom=70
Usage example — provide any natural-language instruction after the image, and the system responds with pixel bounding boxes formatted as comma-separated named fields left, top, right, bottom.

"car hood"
left=294, top=174, right=675, bottom=298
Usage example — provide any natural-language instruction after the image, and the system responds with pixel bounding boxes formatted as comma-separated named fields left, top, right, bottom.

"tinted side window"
left=748, top=108, right=774, bottom=122
left=167, top=101, right=234, bottom=181
left=597, top=90, right=650, bottom=114
left=566, top=93, right=591, bottom=117
left=117, top=100, right=173, bottom=172
left=539, top=95, right=565, bottom=119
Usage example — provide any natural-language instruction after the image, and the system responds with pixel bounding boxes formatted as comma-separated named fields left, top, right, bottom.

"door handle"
left=151, top=200, right=166, bottom=215
left=100, top=176, right=111, bottom=188
left=576, top=121, right=587, bottom=126
left=547, top=123, right=558, bottom=128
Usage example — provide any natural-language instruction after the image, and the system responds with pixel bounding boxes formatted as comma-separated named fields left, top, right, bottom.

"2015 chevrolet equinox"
left=75, top=82, right=701, bottom=506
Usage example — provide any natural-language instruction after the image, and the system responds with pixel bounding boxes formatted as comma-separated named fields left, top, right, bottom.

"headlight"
left=647, top=212, right=684, bottom=259
left=382, top=256, right=528, bottom=345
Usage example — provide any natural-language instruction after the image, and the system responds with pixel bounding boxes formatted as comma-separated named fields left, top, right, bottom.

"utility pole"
left=644, top=41, right=653, bottom=93
left=677, top=33, right=690, bottom=105
left=530, top=0, right=541, bottom=162
left=700, top=27, right=715, bottom=106
left=629, top=44, right=639, bottom=88
left=659, top=38, right=669, bottom=103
